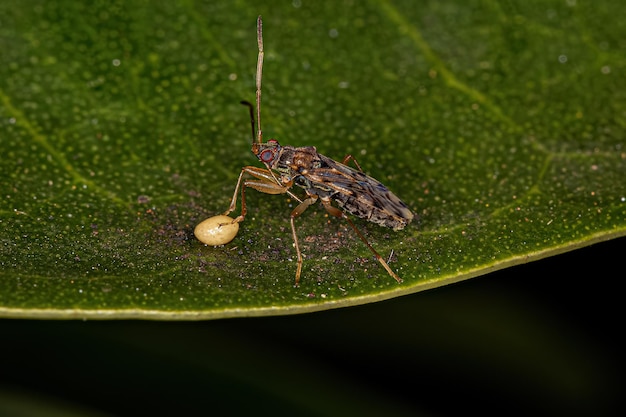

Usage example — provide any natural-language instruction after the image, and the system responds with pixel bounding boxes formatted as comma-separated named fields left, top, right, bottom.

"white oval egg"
left=194, top=215, right=239, bottom=246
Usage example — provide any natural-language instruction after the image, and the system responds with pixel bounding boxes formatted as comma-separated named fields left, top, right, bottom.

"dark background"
left=1, top=237, right=623, bottom=416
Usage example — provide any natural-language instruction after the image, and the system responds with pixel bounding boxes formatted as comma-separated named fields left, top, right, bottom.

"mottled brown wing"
left=304, top=155, right=414, bottom=230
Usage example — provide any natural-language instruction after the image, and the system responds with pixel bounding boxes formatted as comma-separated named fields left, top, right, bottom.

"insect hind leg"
left=320, top=199, right=403, bottom=283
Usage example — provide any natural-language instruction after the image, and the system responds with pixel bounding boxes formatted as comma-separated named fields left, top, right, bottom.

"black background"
left=1, top=237, right=623, bottom=416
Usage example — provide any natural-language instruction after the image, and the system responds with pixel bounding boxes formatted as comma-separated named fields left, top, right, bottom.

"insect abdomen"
left=332, top=188, right=414, bottom=231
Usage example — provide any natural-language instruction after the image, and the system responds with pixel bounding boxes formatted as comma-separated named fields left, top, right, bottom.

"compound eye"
left=260, top=149, right=274, bottom=163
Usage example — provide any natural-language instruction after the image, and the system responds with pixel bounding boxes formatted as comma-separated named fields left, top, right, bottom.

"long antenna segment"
left=255, top=15, right=264, bottom=144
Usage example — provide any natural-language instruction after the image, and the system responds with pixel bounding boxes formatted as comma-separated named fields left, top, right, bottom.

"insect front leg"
left=223, top=166, right=301, bottom=223
left=289, top=195, right=318, bottom=286
left=320, top=198, right=403, bottom=283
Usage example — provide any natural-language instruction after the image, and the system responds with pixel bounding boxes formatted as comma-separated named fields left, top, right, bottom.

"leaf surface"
left=1, top=0, right=625, bottom=319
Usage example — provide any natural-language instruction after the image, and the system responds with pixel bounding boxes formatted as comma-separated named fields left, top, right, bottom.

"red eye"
left=260, top=149, right=274, bottom=162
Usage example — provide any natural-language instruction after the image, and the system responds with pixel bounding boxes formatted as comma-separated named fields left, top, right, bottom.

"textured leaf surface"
left=1, top=0, right=625, bottom=319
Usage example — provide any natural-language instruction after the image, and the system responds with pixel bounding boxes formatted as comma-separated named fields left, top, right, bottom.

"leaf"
left=1, top=0, right=625, bottom=319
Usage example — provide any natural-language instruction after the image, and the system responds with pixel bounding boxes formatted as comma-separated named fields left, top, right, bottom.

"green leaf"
left=1, top=0, right=625, bottom=319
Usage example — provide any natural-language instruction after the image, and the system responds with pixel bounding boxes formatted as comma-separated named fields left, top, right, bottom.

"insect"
left=194, top=215, right=239, bottom=246
left=222, top=15, right=414, bottom=285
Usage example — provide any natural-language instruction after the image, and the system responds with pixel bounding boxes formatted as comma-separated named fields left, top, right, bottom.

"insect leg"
left=224, top=166, right=302, bottom=223
left=320, top=199, right=403, bottom=283
left=289, top=195, right=318, bottom=286
left=341, top=154, right=364, bottom=172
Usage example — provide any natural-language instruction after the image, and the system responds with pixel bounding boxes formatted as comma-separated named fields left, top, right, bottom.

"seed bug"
left=223, top=15, right=414, bottom=285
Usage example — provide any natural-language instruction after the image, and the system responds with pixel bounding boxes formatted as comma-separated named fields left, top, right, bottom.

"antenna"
left=255, top=15, right=264, bottom=144
left=240, top=100, right=255, bottom=142
left=240, top=16, right=264, bottom=146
